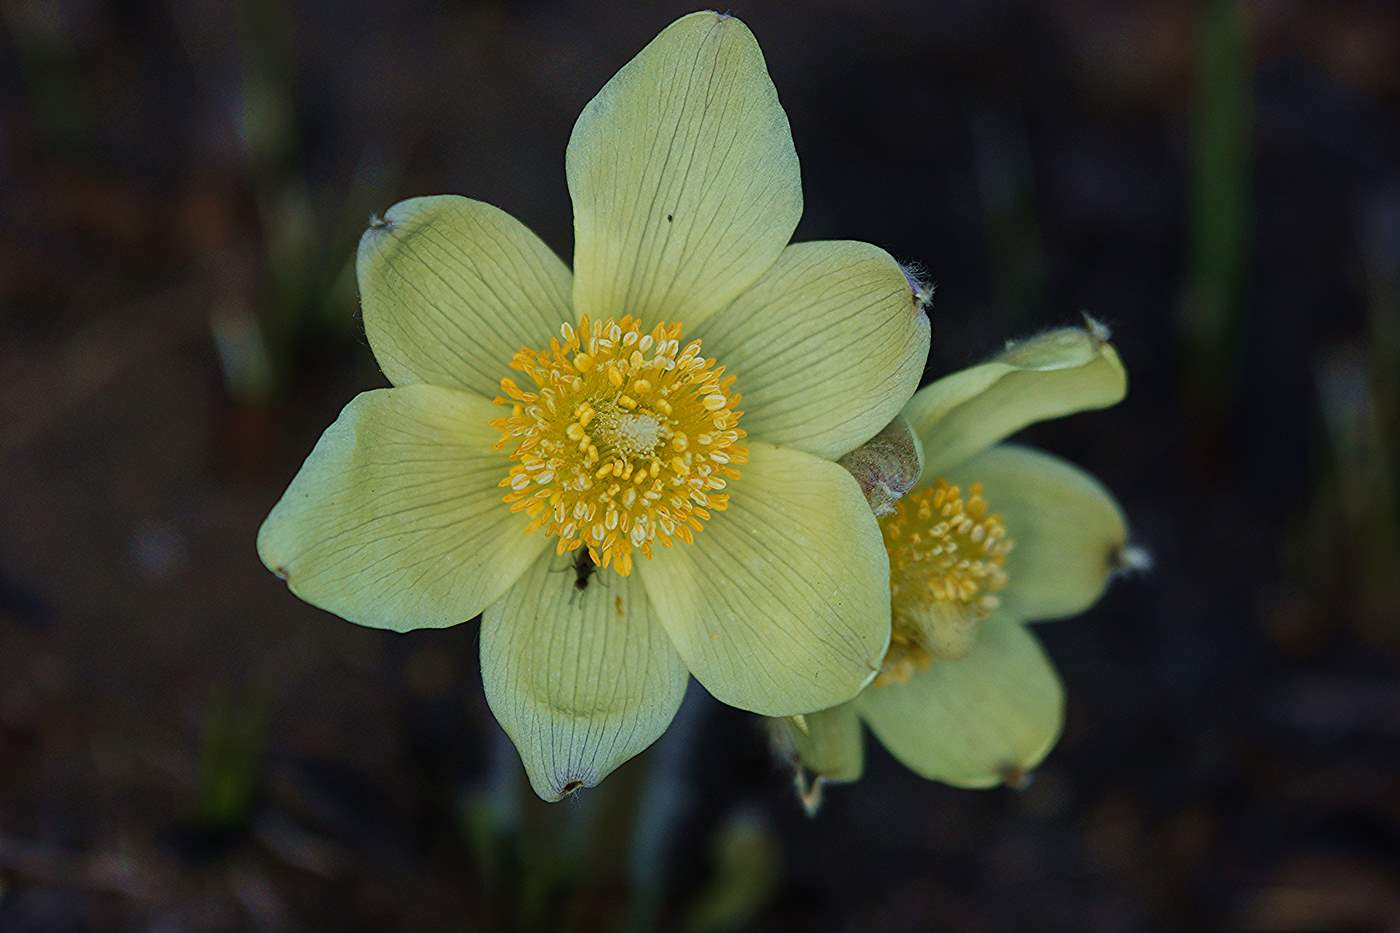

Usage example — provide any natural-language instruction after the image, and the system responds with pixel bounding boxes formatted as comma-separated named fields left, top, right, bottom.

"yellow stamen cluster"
left=492, top=315, right=747, bottom=576
left=874, top=479, right=1014, bottom=687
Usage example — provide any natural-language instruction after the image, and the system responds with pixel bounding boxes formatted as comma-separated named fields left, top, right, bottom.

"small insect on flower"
left=256, top=11, right=932, bottom=802
left=780, top=320, right=1143, bottom=805
left=572, top=548, right=598, bottom=594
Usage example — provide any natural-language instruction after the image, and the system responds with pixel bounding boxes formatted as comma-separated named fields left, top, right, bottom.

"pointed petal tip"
left=1080, top=310, right=1112, bottom=346
left=522, top=759, right=603, bottom=802
left=1111, top=542, right=1154, bottom=576
left=555, top=776, right=591, bottom=801
left=254, top=516, right=292, bottom=583
left=899, top=261, right=935, bottom=313
left=796, top=771, right=825, bottom=817
left=1001, top=763, right=1035, bottom=791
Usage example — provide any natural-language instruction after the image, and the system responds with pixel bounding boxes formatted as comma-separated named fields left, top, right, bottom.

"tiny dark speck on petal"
left=561, top=779, right=585, bottom=797
left=666, top=213, right=674, bottom=223
left=273, top=565, right=290, bottom=581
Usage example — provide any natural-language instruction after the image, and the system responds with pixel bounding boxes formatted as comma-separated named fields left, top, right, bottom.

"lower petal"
left=947, top=445, right=1127, bottom=622
left=256, top=386, right=546, bottom=631
left=481, top=548, right=689, bottom=802
left=640, top=441, right=891, bottom=716
left=781, top=704, right=864, bottom=783
left=856, top=620, right=1063, bottom=788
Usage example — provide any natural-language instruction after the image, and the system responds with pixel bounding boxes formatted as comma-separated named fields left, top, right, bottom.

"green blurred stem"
left=1183, top=0, right=1253, bottom=401
left=196, top=683, right=270, bottom=833
left=620, top=690, right=705, bottom=933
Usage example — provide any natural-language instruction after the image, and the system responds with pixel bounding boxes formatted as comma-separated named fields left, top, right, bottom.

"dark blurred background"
left=2, top=1, right=1398, bottom=930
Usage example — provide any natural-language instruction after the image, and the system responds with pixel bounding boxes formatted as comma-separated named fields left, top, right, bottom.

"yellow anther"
left=873, top=480, right=1014, bottom=687
left=490, top=315, right=747, bottom=576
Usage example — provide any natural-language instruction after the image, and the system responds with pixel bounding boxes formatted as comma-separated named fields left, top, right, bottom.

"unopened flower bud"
left=838, top=416, right=924, bottom=517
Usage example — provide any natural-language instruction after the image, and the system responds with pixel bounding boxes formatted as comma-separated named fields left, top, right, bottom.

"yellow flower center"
left=491, top=315, right=747, bottom=576
left=874, top=479, right=1014, bottom=687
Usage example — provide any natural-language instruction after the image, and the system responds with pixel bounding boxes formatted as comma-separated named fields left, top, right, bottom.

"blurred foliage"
left=1182, top=0, right=1252, bottom=404
left=682, top=811, right=781, bottom=933
left=196, top=684, right=270, bottom=834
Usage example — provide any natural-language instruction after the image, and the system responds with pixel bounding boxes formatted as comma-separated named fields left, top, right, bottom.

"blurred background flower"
left=2, top=1, right=1398, bottom=931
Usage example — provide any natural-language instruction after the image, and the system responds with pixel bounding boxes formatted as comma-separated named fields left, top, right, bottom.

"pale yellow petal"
left=947, top=444, right=1127, bottom=622
left=906, top=323, right=1126, bottom=480
left=693, top=241, right=929, bottom=459
left=640, top=442, right=890, bottom=716
left=358, top=196, right=572, bottom=397
left=256, top=386, right=546, bottom=631
left=856, top=620, right=1063, bottom=788
left=783, top=704, right=864, bottom=783
left=481, top=548, right=688, bottom=802
left=567, top=11, right=802, bottom=328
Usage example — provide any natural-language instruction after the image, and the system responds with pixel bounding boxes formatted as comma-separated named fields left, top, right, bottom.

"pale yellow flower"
left=257, top=12, right=930, bottom=800
left=780, top=321, right=1133, bottom=798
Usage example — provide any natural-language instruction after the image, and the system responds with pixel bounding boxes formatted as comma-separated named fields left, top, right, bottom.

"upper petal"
left=256, top=385, right=547, bottom=631
left=906, top=322, right=1126, bottom=481
left=639, top=441, right=890, bottom=716
left=566, top=11, right=802, bottom=329
left=358, top=196, right=572, bottom=397
left=692, top=241, right=930, bottom=459
left=855, top=620, right=1063, bottom=788
left=946, top=444, right=1127, bottom=623
left=481, top=548, right=689, bottom=802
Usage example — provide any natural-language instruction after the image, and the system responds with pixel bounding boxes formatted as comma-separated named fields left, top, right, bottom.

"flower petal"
left=481, top=548, right=689, bottom=802
left=567, top=11, right=802, bottom=329
left=856, top=620, right=1063, bottom=788
left=783, top=704, right=864, bottom=783
left=256, top=386, right=547, bottom=631
left=906, top=323, right=1126, bottom=480
left=640, top=441, right=890, bottom=716
left=693, top=241, right=929, bottom=459
left=358, top=196, right=572, bottom=397
left=947, top=444, right=1127, bottom=622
